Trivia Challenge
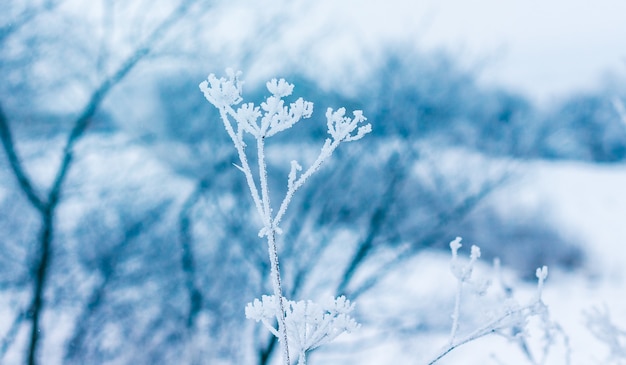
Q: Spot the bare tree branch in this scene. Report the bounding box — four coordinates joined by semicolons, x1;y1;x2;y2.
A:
179;177;211;329
64;204;169;363
0;1;203;363
336;152;406;296
348;179;503;299
0;104;46;211
0;0;64;44
0;308;27;360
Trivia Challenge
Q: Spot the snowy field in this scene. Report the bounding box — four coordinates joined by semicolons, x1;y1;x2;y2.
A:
312;159;626;364
509;161;626;364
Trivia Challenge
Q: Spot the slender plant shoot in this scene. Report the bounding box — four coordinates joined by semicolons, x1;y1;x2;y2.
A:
200;69;369;364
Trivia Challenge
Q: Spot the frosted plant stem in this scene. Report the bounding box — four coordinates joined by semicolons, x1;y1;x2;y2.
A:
274;139;339;228
218;109;265;220
257;135;290;365
201;72;369;364
257;136;273;228
426;300;545;365
298;349;307;365
266;230;290;365
449;281;463;345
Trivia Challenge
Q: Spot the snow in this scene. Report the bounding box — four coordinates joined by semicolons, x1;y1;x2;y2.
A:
307;157;626;364
507;160;626;363
457;159;626;363
512;161;626;280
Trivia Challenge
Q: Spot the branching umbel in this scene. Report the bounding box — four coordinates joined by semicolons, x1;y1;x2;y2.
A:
246;295;360;365
199;69;370;364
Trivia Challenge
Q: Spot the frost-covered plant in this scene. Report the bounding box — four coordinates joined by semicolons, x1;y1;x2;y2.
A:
427;237;561;365
585;305;626;363
199;69;370;364
246;295;359;364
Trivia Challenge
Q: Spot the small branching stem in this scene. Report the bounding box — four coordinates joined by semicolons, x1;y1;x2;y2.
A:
257;134;291;365
448;281;463;345
274;139;335;227
427;301;543;365
219;108;265;219
201;72;369;365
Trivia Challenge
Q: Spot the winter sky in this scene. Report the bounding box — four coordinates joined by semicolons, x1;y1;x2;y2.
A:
267;0;626;105
411;0;626;104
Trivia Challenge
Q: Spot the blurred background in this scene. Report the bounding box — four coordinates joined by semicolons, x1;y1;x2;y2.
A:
1;0;626;364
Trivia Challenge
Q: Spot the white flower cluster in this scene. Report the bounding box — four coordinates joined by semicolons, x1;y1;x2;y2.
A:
246;295;359;363
325;107;371;143
199;69;314;139
199;68;243;108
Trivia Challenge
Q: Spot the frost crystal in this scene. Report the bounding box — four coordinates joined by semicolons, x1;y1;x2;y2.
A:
326;108;371;143
198;68;243;108
267;78;295;97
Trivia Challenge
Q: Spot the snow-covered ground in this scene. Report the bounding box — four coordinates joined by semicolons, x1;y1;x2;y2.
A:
507;160;626;364
311;158;626;364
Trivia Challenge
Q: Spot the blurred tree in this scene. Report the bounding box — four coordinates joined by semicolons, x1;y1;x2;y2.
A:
0;1;210;363
542;93;626;162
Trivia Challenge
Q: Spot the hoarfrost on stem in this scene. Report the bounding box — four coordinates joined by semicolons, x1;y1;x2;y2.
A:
200;70;369;365
426;237;562;365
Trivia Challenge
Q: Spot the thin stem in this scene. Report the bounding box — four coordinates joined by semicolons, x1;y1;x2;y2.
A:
426;301;543;365
257;136;273;228
298;349;307;365
274;139;339;227
0;104;46;212
448;281;463;345
219;108;265;220
0;307;26;360
266;231;290;365
256;135;290;364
